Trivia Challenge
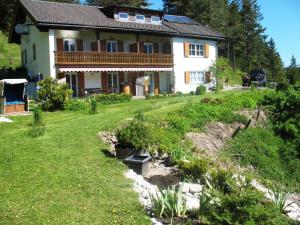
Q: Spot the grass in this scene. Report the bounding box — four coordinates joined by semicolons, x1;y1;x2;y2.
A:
0;90;250;224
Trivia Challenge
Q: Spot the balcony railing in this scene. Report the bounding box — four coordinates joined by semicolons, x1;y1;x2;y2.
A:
55;51;173;67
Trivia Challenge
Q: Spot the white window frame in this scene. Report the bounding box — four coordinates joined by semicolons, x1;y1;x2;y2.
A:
190;71;205;84
106;40;118;53
189;43;204;57
151;16;161;24
119;12;129;21
144;42;153;54
135;14;145;22
66;73;78;98
64;38;77;52
107;72;119;93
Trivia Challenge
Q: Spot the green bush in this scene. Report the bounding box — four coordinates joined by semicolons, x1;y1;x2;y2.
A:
30;107;46;137
206;188;292;225
95;93;132;105
36;78;72;111
64;99;87;111
116;118;155;152
167;114;190;135
88;96;98;114
195;85;206;95
178;158;209;183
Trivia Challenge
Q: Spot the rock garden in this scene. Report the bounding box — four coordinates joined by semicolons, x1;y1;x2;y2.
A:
99;88;300;224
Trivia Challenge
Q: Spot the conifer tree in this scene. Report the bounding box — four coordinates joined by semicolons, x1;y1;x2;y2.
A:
265;38;285;82
286;56;300;84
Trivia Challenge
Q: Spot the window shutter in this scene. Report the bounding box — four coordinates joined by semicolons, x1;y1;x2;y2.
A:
205;72;211;83
118;41;124;52
139;42;144;53
129;43;137;52
91;41;98;51
101;72;108;93
204;43;209;58
100;40;106;52
77;72;85;97
56;38;63;51
153;42;159;53
185;71;190;84
184;42;189;57
154;72;159;94
76;39;83;51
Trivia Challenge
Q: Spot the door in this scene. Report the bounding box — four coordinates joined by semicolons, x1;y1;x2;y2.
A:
108;72;119;93
64;39;76;52
135;76;145;96
66;73;78;97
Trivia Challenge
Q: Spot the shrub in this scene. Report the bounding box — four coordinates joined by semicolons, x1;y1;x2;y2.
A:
30;106;46;137
64;99;87;111
88;96;98;114
94;93;132;105
195;85;206;95
116;118;155;153
150;186;187;221
190;91;195;95
36;78;72;111
178;158;209;183
167;114;190;135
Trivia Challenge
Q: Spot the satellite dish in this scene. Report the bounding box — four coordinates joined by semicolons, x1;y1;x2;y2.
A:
15;24;29;35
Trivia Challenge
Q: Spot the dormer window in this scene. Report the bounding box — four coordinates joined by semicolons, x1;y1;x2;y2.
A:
151;16;161;24
135;14;145;22
119;12;129;21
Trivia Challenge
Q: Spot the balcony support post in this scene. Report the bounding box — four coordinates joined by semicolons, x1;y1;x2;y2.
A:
136;34;140;53
96;31;101;52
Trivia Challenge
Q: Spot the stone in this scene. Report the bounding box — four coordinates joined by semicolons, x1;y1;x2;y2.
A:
179;182;190;193
186;196;200;210
189;183;202;194
151;218;157;224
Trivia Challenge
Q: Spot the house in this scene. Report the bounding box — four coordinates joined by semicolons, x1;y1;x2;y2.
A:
9;0;225;97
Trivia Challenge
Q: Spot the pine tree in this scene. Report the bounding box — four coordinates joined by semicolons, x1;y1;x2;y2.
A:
240;0;266;71
265;38;285;82
286;56;300;84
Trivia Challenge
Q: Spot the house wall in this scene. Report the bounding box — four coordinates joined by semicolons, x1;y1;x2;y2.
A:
21;17;51;78
172;37;217;93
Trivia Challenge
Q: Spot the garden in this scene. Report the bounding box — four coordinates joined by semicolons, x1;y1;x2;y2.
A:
1;76;299;224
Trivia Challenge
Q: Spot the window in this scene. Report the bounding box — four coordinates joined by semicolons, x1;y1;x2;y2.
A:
189;43;204;57
190;71;205;84
64;39;76;52
144;42;153;54
151;16;161;24
106;41;118;53
32;44;36;60
119;12;129;21
135;14;145;22
108;72;119;93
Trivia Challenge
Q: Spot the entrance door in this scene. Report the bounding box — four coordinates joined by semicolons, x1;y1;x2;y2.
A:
66;73;78;97
135;76;145;96
108;72;119;93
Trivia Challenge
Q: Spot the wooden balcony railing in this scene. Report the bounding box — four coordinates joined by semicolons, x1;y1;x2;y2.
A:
55;51;173;67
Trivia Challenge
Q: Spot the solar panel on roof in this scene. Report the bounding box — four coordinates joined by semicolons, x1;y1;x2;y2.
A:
164;15;197;24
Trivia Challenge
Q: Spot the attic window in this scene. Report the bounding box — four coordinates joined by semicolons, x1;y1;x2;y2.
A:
119;12;129;21
151;16;160;24
135;14;145;22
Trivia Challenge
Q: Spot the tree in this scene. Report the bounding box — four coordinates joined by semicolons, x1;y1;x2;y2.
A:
240;0;267;71
286;56;300;84
265;38;285;82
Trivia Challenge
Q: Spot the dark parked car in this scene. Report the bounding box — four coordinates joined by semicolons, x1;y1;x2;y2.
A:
242;69;267;87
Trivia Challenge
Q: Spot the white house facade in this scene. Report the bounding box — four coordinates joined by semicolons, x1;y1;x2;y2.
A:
10;0;225;97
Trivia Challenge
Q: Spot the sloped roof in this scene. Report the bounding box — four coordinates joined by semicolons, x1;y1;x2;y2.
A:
16;0;225;39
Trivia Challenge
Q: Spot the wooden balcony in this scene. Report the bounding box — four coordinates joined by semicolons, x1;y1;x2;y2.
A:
55;51;173;67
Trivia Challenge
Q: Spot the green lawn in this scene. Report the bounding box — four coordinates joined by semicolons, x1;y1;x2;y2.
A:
0;91;245;225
